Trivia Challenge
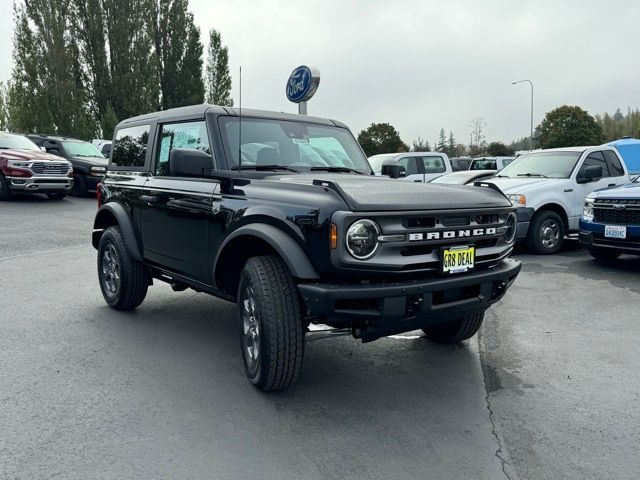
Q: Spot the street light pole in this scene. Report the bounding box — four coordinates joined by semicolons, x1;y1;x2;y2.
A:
512;79;533;151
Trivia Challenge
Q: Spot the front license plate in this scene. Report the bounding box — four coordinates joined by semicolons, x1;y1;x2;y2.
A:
442;246;475;274
604;225;626;239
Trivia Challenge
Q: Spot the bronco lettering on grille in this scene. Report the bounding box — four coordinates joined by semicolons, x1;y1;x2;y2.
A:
409;227;497;241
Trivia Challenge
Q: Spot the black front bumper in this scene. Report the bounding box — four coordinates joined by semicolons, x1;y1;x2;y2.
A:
298;258;521;342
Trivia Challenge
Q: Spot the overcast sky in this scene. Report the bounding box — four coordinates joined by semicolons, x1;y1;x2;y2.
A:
1;0;638;145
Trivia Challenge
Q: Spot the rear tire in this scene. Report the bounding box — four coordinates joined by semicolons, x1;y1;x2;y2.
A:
97;226;148;310
237;255;304;392
526;210;565;254
71;174;88;197
422;311;485;343
588;247;621;262
0;174;12;200
46;193;66;200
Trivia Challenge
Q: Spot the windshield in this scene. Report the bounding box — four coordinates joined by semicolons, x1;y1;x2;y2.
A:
62;141;105;158
470;158;497;170
497;151;582;178
368;154;398;174
0;133;41;151
219;117;372;173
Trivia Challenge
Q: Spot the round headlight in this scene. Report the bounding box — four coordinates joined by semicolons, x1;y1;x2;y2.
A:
346;219;380;260
504;212;517;243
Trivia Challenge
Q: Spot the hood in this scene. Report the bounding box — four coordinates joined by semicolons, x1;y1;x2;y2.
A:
0;149;67;162
488;177;563;194
69;156;108;167
592;181;640;200
268;173;512;211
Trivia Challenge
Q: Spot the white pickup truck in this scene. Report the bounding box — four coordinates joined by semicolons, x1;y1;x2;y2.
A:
488;146;630;253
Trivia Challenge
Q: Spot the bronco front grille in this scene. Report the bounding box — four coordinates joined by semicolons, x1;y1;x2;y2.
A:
30;162;69;175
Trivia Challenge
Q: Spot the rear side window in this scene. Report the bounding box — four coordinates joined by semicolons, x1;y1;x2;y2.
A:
418;156;446;174
583;151;610;177
112;125;150;168
603;150;625;177
155;121;210;176
397;157;419;175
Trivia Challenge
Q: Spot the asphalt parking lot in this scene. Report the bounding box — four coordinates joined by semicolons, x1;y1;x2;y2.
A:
1;196;639;480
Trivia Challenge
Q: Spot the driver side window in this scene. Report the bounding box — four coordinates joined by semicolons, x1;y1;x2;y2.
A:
582;151;610;177
397;157;419;175
155;121;211;176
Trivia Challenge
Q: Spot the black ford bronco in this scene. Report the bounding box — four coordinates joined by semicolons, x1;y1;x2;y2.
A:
92;104;521;391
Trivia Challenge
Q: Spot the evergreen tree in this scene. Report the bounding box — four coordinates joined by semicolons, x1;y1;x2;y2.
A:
0;81;8;130
205;29;233;106
9;0;96;138
150;0;205;110
447;131;456;156
411;137;430;152
436;128;447;152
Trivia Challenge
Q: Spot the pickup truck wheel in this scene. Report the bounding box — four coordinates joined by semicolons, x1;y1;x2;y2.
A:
97;226;148;310
588;247;621;261
71;174;87;197
46;193;66;200
0;174;12;200
237;255;304;392
526;210;565;254
422;311;485;343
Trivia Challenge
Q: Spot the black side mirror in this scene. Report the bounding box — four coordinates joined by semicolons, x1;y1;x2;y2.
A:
47;147;60;154
169;149;213;177
577;165;603;184
381;164;406;179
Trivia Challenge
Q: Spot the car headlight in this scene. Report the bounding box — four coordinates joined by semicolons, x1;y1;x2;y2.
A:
346;219;380;260
504;212;517;243
583;198;594;221
8;160;31;168
507;194;526;207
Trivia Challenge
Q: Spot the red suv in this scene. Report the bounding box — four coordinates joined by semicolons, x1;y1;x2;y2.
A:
0;133;73;200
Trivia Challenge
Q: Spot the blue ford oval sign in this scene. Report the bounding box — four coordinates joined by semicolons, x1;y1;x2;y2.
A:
286;65;320;103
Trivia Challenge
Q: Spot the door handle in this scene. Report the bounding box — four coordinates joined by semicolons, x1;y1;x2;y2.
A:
608;183;616;187
141;194;158;205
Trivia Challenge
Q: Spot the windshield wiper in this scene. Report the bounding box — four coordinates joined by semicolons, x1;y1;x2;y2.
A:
309;166;364;174
517;173;548;178
494;174;510;178
232;164;300;173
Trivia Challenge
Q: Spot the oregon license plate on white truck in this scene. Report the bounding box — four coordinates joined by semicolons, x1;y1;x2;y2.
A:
604;225;627;239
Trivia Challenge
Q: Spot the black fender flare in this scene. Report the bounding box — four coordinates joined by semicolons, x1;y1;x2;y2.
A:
214;224;320;280
92;202;143;261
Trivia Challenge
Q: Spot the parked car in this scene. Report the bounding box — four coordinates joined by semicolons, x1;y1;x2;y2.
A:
489;146;630;254
604;137;640;175
430;169;496;185
92;104;521;391
450;157;473;171
92;139;112;157
469;156;516;171
27;134;107;196
579;175;640;260
0;132;73;200
368;152;452;182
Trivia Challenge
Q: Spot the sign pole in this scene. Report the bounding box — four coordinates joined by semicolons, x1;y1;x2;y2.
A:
298;102;307;115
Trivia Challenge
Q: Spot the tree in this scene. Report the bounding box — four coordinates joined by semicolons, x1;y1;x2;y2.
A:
150;0;205;110
9;0;97;138
357;123;407;156
0;81;8;130
595;107;640;142
447;131;456;156
436;128;447;152
537;105;603;149
469;117;487;150
411;137;430;152
487;142;513;156
205;28;233;106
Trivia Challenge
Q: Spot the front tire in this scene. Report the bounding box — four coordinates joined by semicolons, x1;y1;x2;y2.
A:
97;226;148;310
0;174;12;200
526;210;565;254
71;174;88;197
46;193;66;200
422;311;485;343
237;255;304;392
588;247;621;261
